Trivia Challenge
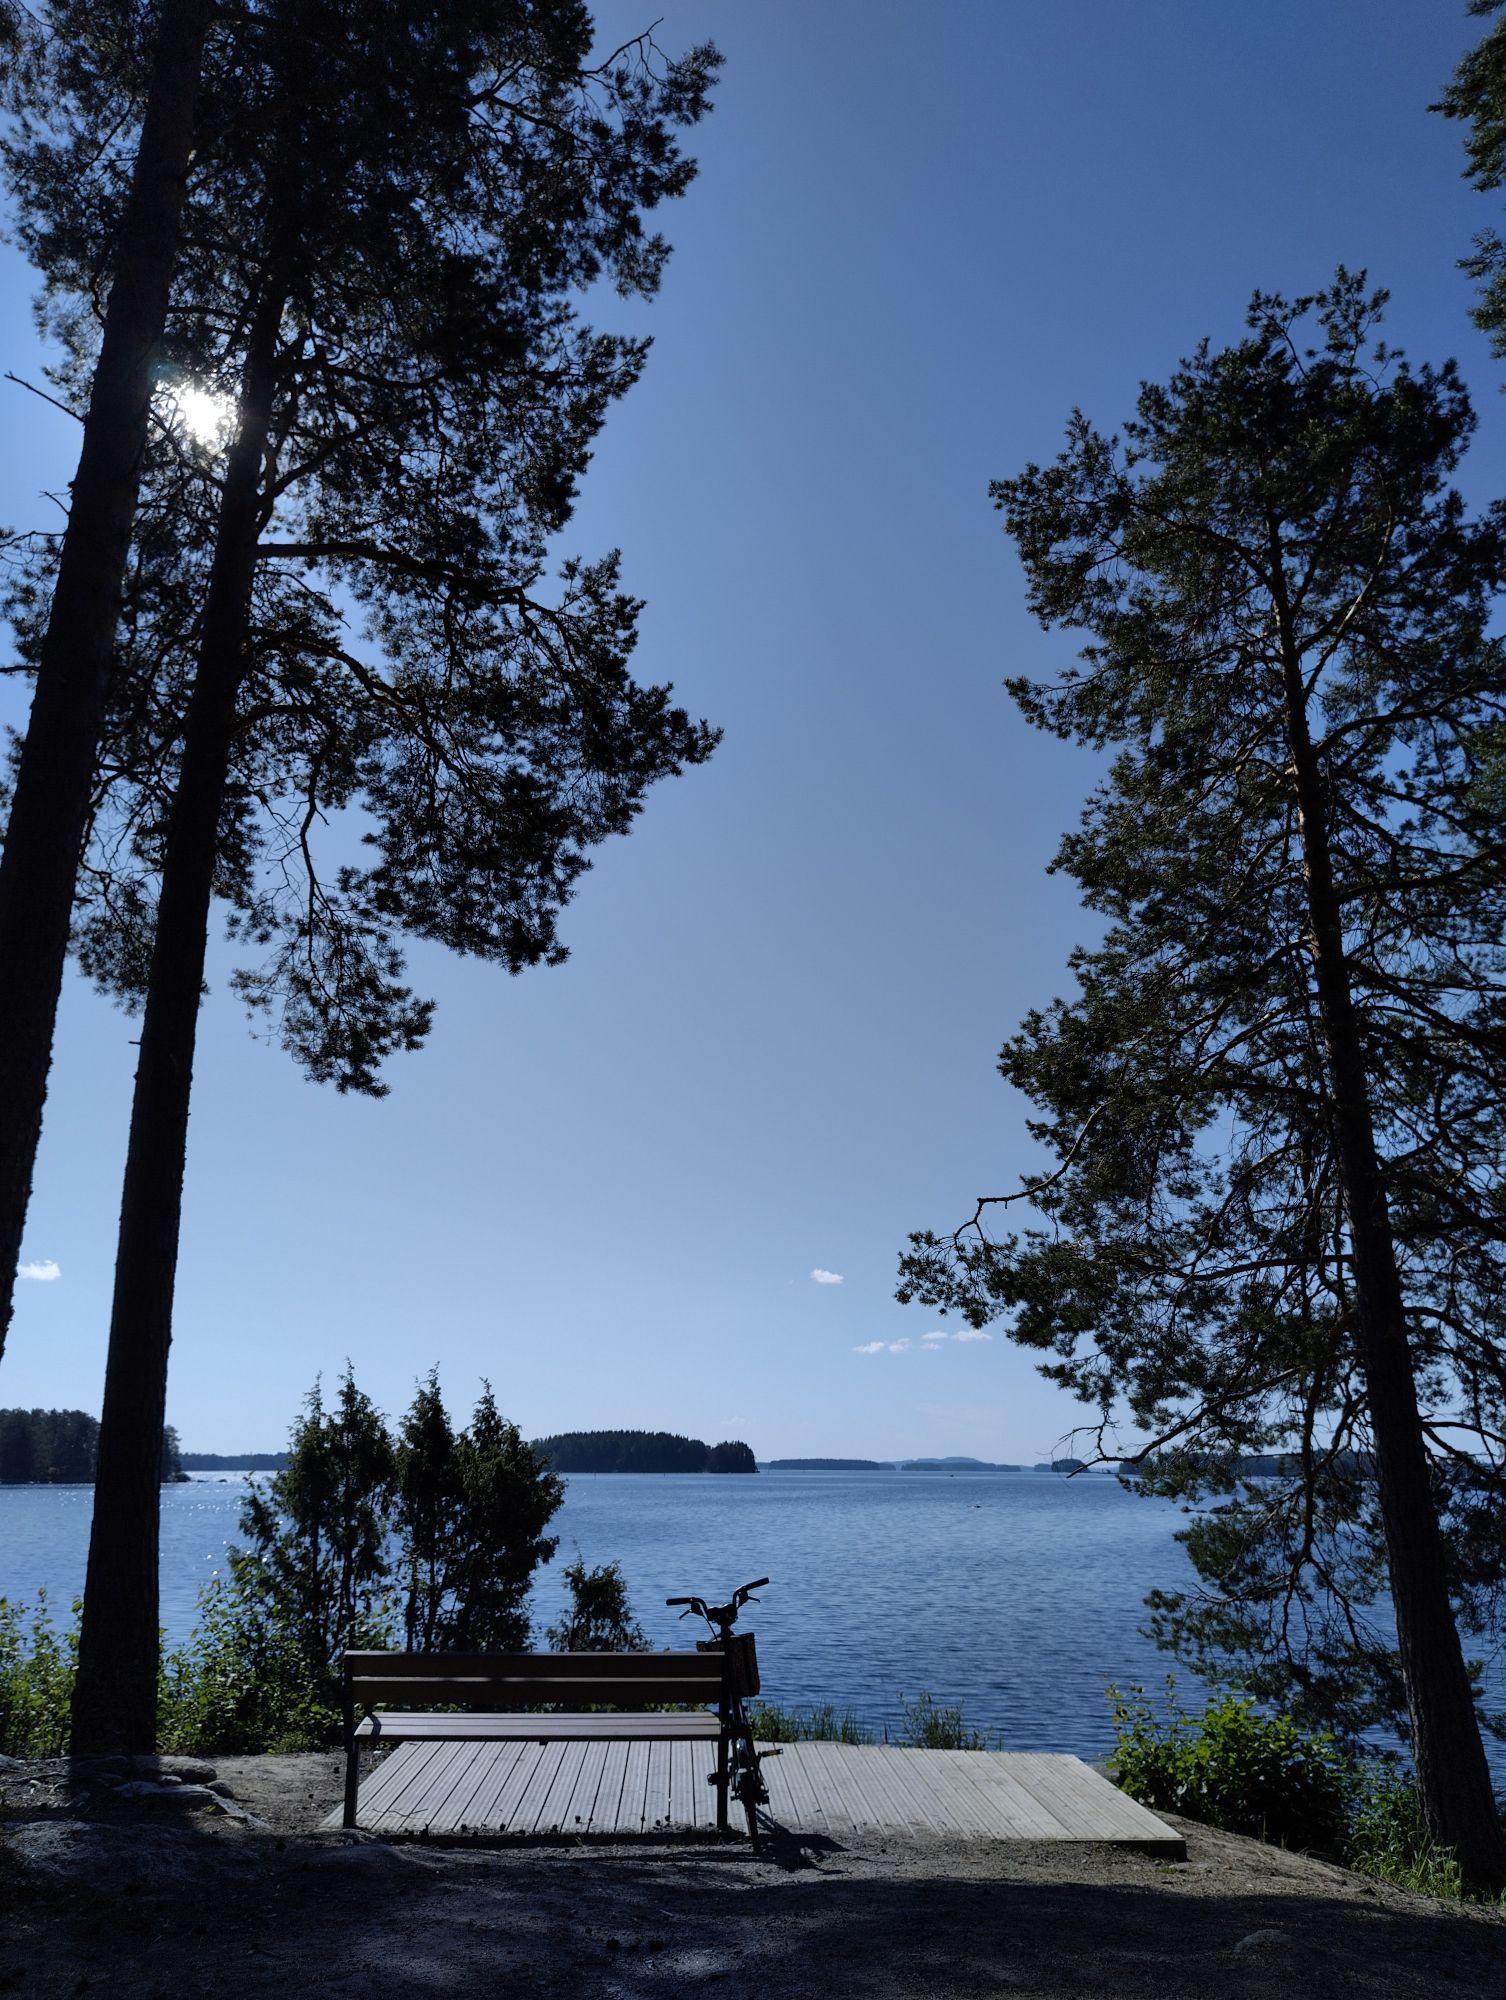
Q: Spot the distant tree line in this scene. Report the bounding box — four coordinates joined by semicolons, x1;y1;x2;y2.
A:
178;1452;288;1472
766;1457;891;1471
533;1430;757;1474
0;1410;182;1483
1122;1451;1376;1484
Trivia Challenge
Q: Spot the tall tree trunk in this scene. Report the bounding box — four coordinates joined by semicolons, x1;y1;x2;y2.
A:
1275;578;1506;1890
0;0;210;1362
69;278;286;1754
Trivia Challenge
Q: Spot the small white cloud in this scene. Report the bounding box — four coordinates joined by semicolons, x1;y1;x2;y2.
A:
18;1259;60;1282
888;1338;911;1353
921;1329;947;1344
955;1329;992;1343
853;1340;886;1354
810;1268;844;1285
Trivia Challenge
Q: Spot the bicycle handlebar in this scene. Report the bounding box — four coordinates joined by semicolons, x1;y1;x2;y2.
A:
664;1577;770;1616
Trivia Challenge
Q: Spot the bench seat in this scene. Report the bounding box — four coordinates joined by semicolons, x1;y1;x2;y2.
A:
355;1709;723;1742
341;1642;761;1834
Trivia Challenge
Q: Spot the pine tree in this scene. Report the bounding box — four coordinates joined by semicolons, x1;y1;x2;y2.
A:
391;1370;572;1657
900;277;1506;1888
42;0;718;1750
546;1559;647;1651
238;1370;397;1684
0;0;212;1360
1437;1;1506;358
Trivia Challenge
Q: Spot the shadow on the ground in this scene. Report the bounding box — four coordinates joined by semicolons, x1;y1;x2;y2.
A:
5;1814;1505;2000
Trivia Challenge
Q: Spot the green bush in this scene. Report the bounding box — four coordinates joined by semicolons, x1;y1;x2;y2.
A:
898;1691;992;1750
157;1554;359;1755
0;1593;76;1757
545;1559;647;1653
748;1700;872;1745
1344;1762;1466;1899
1109;1680;1348;1854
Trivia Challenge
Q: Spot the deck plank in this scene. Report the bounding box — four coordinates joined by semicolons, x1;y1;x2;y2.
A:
795;1742;861;1831
934;1750;1060;1838
348;1743;420;1825
422;1741;493;1830
534;1738;588;1834
329;1739;1182;1853
668;1738;700;1830
643;1741;673;1832
512;1741;570;1834
442;1738;506;1831
863;1746;946;1833
368;1739;468;1832
455;1739;530;1831
618;1737;652;1833
760;1742;828;1836
1004;1754;1179;1846
866;1747;966;1835
563;1736;610;1833
485;1740;548;1833
588;1741;631;1834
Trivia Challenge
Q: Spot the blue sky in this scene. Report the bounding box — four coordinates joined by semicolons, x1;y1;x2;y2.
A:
2;1;1501;1458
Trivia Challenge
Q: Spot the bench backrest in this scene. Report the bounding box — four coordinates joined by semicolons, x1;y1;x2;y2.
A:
343;1641;759;1710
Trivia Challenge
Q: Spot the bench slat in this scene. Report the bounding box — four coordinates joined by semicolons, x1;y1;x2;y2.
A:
346;1650;720;1682
349;1677;722;1707
355;1711;723;1742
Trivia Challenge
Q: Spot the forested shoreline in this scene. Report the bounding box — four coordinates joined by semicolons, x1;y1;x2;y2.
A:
0;1409;183;1483
532;1430;757;1473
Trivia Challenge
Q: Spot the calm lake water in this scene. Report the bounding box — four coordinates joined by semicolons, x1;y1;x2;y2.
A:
5;1465;1488;1769
2;1467;1190;1757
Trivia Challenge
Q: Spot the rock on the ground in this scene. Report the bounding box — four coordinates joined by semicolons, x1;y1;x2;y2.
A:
124;1755;217;1783
1232;1928;1294;1954
112;1781;219;1806
4;1820;257;1889
299;1840;436;1878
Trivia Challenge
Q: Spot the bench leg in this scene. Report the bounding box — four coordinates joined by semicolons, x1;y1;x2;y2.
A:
343;1733;360;1829
715;1728;729;1833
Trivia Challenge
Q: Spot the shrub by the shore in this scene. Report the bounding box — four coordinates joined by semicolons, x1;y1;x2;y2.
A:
1108;1681;1499;1904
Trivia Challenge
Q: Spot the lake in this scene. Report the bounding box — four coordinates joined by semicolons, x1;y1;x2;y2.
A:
0;1466;1190;1756
0;1465;1474;1766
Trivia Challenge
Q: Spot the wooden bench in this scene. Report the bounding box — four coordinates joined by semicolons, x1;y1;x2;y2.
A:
341;1639;761;1834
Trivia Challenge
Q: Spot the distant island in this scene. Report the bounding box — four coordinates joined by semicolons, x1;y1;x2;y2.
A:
0;1408;184;1483
179;1452;289;1472
765;1457;892;1471
531;1429;757;1474
900;1455;1024;1471
1123;1449;1377;1481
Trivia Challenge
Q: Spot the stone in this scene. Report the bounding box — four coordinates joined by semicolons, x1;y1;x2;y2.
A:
1232;1929;1293;1955
302;1840;434;1877
5;1821;257;1890
124;1755;217;1783
112;1781;218;1807
206;1791;269;1827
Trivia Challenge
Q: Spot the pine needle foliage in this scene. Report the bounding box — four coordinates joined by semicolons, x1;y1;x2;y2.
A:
900;274;1506;1884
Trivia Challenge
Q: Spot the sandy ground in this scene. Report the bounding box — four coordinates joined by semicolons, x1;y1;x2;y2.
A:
3;1751;1505;1999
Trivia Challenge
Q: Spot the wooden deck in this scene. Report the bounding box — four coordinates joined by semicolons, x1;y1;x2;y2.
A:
331;1738;1184;1854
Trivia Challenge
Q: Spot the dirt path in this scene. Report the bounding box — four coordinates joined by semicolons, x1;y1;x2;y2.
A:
3;1752;1503;1998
